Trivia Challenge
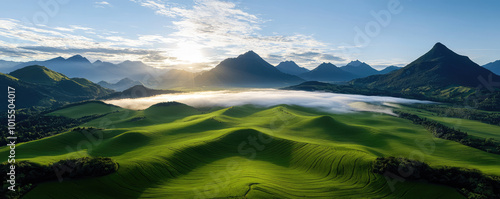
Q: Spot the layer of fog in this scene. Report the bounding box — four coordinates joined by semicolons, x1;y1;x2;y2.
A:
104;89;433;115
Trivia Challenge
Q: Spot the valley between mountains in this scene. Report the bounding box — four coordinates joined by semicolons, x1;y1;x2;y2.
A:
1;43;499;198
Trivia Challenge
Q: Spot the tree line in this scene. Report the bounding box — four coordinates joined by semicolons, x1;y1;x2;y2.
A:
373;157;500;199
0;112;106;145
407;104;500;126
395;111;500;155
1;157;118;199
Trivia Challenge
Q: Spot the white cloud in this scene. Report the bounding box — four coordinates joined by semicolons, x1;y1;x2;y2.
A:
1;1;389;71
131;0;175;16
95;1;112;8
0;18;176;64
53;25;94;32
104;89;432;115
132;0;344;69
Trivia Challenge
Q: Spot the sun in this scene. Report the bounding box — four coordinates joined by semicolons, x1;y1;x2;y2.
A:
173;41;206;63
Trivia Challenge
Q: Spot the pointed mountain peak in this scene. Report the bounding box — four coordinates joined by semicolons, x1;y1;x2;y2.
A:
433;42;446;49
312;62;341;72
278;60;299;66
346;60;365;67
47;56;66;61
67;54;90;63
430;42;450;52
93;60;103;64
424;42;459;59
276;61;309;75
317;62;337;68
243;50;258;56
239;50;262;59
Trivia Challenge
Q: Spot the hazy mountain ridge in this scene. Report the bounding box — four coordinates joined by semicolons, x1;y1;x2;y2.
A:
340;60;380;77
0;60;23;73
299;62;358;82
1;52;406;88
483;60;500;75
379;65;402;74
275;61;310;75
98;78;143;92
9;55;162;83
101;85;181;100
194;51;304;87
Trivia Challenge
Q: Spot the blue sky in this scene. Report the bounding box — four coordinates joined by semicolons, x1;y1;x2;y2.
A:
1;0;499;71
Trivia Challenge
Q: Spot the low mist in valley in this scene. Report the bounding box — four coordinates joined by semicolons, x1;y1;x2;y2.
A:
104;89;432;114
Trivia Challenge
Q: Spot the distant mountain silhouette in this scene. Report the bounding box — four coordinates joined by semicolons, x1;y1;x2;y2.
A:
353;42;500;89
340;60;379;77
275;61;310;75
299;62;358;82
66;55;91;63
98;78;143;91
483;60;500;75
379;65;401;74
0;60;22;73
101;85;180;99
15;55;96;80
158;69;197;88
194;51;304;87
12;55;162;82
1;65;113;109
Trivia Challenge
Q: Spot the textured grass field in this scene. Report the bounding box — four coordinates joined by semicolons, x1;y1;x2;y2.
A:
400;105;500;140
1;102;499;198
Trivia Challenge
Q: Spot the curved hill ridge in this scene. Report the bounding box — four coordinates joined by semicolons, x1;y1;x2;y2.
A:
0;65;113;109
2;102;497;198
9;65;69;85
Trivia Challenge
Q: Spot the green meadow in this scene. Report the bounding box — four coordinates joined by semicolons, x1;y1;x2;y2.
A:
1;101;499;198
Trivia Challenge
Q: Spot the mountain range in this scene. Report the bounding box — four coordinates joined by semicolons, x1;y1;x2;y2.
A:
6;55;163;83
194;51;304;87
287;42;500;111
98;78;143;92
276;59;401;82
352;42;500;89
379;65;401;74
0;60;22;73
299;62;358;82
0;51;405;89
100;85;181;100
0;65;112;109
483;60;500;75
275;61;310;75
340;60;380;77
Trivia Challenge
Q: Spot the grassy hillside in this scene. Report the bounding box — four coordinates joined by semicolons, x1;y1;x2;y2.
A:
9;65;69;85
0;65;114;110
1;102;499;198
47;101;123;119
400;105;500;141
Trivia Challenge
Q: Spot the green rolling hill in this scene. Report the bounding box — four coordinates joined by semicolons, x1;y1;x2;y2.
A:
2;101;499;198
0;65;113;110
